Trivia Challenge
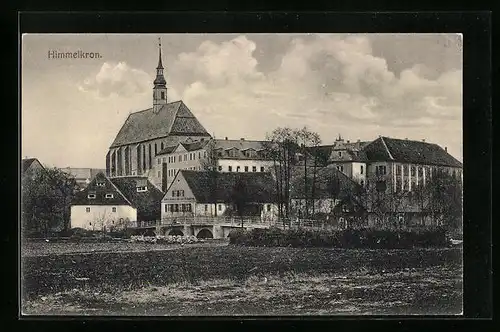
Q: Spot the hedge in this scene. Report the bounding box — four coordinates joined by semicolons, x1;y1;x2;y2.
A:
228;227;450;249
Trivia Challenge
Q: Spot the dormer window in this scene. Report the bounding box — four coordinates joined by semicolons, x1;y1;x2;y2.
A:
137;186;148;192
338;151;342;157
88;194;96;199
105;193;114;199
96;182;105;187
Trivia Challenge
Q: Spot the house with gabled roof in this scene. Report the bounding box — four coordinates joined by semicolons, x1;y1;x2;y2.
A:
70;172;163;231
22;158;44;179
105;41;211;185
161;170;278;222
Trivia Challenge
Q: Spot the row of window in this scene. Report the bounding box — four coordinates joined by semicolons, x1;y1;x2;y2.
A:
88;193;114;199
86;207;116;213
171;190;185;197
162;151;208;165
166;166;202;178
165;204;192;212
227;165;265;172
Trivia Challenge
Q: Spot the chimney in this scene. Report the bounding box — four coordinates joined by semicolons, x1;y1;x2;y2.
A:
346;140;350;143
240;138;245;141
225;137;228;140
445;147;447;152
422;139;425;142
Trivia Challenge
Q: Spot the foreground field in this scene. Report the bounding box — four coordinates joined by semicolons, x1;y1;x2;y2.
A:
21;242;462;316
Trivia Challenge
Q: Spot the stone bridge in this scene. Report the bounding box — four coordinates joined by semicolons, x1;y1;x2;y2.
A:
132;217;274;239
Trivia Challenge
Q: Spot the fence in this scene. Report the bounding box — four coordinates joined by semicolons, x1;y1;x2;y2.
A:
134;216;273;228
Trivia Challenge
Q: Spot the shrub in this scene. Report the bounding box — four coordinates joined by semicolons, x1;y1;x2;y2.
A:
229;227;450;249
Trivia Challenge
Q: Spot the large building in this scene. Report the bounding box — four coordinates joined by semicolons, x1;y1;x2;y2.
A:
105;42;211;184
312;135;462;191
153;138;274;191
71;172;163;231
161;170;278;222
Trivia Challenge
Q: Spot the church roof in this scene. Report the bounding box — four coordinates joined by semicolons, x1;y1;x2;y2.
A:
110;100;210;148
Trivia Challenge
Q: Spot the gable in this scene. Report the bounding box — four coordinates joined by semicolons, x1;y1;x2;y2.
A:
72;172;131;206
162;172;196;201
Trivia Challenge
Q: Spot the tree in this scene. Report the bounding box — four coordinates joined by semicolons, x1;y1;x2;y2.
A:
200;139;220;216
265;128;300;225
22;167;79;236
422;168;463;230
231;177;249;227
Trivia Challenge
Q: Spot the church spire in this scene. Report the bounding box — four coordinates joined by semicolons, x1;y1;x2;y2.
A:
153;37;167;113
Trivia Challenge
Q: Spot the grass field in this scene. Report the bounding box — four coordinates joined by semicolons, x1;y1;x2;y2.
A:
21;241;463;316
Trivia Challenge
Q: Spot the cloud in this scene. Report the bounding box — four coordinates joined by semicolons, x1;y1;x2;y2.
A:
171;35;461;133
79;62;151;98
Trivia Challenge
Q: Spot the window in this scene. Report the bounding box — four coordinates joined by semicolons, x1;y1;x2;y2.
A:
88;194;96;199
236;166;240;172
338;151;342;157
174;204;179;212
376;165;387;175
164;205;168;212
163;157;166;163
198;152;201;159
157;171;161;177
96;182;105;187
396;165;401;175
112;207;116;213
86;207;90;213
360;165;364;175
174;156;176;163
105;193;114;199
252;166;257;172
158;158;161;165
204;151;207;158
172;190;176;197
360;180;364;187
218;166;223;171
267;204;271;212
218;204;222;211
161;91;165;99
137;186;148;192
161;142;164;150
204;204;208;212
184;154;187;161
189;153;192;161
228;166;232;172
244;166;249;172
260;167;265;172
411;166;415;176
418;167;423;177
180;190;185;197
185;204;192;212
336;165;344;172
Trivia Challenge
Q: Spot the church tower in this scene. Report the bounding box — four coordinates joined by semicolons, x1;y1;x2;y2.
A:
153;38;167;113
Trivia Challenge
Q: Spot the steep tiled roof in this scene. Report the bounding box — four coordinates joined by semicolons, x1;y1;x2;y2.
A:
363;137;462;168
72;172;131;206
291;165;362;199
110;177;164;221
176;170;276;203
110;101;210;148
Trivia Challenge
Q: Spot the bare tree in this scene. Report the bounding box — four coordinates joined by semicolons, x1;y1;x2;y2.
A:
200;139;220;216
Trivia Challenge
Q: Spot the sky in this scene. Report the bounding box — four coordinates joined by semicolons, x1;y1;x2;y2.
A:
21;33;463;169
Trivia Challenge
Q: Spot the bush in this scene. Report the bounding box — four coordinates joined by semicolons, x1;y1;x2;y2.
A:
229;227;450;249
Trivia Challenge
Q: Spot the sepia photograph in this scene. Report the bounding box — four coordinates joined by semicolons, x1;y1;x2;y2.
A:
21;33;464;316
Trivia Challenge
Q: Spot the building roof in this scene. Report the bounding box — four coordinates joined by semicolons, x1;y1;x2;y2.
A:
290;165;362;199
110;100;210;148
22;158;39;174
72;172;131;206
72;173;164;221
110;176;164;221
363;136;463;168
174;170;276;203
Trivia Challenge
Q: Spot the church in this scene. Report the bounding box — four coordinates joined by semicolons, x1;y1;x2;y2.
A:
105;41;212;187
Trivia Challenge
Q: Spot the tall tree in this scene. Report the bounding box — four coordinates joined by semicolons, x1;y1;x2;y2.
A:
200;139;220;216
22;167;79;236
231;177;249;228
